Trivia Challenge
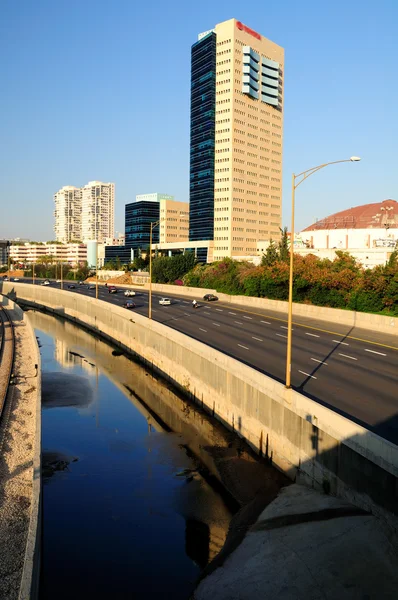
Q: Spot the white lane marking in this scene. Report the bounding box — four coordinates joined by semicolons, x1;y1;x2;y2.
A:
280;326;291;330
183;301;190;304
276;333;287;339
216;308;223;312
199;328;207;333
261;320;271;325
152;309;158;313
365;349;387;357
339;353;357;361
229;312;236;315
204;311;211;315
299;370;317;380
234;321;243;325
184;313;191;316
252;336;263;342
306;333;320;338
311;358;328;365
333;340;349;346
243;316;252;320
238;344;249;350
212;323;220;327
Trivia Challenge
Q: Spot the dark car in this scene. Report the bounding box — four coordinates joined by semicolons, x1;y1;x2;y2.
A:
88;284;95;290
67;284;76;289
78;281;85;285
203;294;218;301
123;301;136;310
108;285;117;294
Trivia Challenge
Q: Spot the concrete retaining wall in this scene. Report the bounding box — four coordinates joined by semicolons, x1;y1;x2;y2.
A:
0;294;42;600
4;282;398;523
18;303;41;600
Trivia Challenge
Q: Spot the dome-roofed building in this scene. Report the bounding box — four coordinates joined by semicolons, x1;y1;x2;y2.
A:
295;199;398;269
300;199;397;248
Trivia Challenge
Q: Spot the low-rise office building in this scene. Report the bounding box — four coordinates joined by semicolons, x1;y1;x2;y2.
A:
159;199;189;243
9;243;87;266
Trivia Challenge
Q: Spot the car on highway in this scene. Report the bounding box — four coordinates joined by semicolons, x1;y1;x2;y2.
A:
13;278;20;281
78;281;85;285
3;276;9;281
88;284;95;290
56;279;61;283
124;290;136;297
123;301;136;310
108;285;117;294
41;279;50;286
203;294;218;302
159;297;171;305
67;284;76;289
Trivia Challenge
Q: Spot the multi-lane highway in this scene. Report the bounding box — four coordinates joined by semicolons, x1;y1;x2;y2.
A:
7;278;398;443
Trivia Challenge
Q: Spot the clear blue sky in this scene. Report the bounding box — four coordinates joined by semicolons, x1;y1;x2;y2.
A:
1;0;397;240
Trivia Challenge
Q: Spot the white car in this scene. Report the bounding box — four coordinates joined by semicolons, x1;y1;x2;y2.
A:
41;280;50;286
56;279;61;283
13;278;19;281
159;297;171;306
124;290;136;297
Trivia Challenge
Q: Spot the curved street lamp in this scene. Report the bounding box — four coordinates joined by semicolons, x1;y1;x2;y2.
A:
149;219;163;319
285;156;361;389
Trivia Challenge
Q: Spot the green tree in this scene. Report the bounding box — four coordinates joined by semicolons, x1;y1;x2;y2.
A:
261;240;278;266
278;227;290;263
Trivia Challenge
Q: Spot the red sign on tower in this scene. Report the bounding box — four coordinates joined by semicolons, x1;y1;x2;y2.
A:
236;21;261;41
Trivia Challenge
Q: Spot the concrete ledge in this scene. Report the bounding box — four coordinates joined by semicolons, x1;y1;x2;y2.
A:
4;283;398;525
0;294;41;600
18;308;41;600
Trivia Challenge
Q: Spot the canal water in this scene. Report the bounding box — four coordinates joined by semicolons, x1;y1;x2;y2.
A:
31;311;234;600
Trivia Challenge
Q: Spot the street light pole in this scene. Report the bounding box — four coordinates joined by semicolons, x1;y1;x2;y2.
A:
285;157;361;389
60;262;63;290
32;262;35;285
286;172;296;388
148;219;161;320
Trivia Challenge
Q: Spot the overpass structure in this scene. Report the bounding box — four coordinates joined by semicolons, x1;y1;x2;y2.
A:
2;281;398;525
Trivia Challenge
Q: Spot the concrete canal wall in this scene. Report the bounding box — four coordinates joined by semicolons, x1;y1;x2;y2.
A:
0;294;41;600
3;282;398;524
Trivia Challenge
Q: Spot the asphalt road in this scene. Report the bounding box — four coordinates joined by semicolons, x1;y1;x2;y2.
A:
8;278;398;444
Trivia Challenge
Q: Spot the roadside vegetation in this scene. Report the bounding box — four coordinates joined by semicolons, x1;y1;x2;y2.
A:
183;249;398;316
23;262;91;281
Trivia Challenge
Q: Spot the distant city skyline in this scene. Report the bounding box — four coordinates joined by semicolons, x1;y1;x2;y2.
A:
1;1;397;240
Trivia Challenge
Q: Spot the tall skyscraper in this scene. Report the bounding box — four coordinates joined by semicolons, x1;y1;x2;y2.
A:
189;19;284;261
53;186;82;243
81;181;115;242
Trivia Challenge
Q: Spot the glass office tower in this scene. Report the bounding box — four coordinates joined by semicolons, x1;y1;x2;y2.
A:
125;201;160;250
189;32;216;242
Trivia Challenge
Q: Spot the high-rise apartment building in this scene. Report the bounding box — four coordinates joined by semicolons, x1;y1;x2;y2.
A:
81;181;115;242
189;18;284;261
53;186;82;243
159;199;189;243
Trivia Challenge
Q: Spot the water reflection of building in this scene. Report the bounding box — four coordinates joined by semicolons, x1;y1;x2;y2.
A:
54;339;95;373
